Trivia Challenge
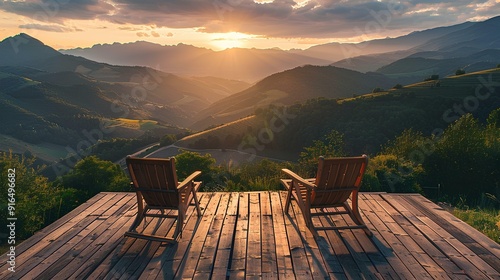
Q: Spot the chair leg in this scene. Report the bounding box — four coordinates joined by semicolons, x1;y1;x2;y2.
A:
303;208;313;229
175;210;184;239
193;190;201;216
284;181;293;213
128;194;145;232
344;200;372;237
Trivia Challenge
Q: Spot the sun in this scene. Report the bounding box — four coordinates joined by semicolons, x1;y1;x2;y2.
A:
210;32;252;50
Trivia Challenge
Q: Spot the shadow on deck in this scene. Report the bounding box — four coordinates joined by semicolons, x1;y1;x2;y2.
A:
1;192;500;279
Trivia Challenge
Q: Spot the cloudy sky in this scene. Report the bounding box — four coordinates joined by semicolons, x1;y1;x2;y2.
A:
0;0;499;50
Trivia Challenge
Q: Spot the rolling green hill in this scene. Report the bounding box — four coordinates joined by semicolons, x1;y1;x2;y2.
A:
179;67;500;159
377;50;500;79
0;34;249;167
190;65;401;130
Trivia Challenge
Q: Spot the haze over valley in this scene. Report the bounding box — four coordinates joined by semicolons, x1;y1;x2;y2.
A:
1;12;500;176
1;2;500;251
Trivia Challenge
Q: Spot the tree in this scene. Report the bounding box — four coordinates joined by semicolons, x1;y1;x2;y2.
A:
423;114;493;201
159;134;177;147
0;151;67;238
366;154;423;193
299;130;346;176
60;156;130;199
424;74;439;81
175;150;217;187
487;108;500;128
382;129;430;162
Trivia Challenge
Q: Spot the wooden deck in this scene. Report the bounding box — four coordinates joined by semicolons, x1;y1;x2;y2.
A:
2;192;500;279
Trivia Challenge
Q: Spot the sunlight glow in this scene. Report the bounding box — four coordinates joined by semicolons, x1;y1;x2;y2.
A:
210;32;253;50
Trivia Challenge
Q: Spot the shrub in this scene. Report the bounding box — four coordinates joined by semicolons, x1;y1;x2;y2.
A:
159;134;177;147
424;74;439;81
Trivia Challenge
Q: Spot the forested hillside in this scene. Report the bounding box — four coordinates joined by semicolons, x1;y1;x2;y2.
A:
182;67;500;158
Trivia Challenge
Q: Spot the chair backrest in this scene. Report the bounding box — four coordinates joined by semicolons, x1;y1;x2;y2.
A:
126;157;180;207
312;155;368;206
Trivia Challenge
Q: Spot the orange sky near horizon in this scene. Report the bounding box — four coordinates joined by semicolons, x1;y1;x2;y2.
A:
0;9;369;51
0;1;499;51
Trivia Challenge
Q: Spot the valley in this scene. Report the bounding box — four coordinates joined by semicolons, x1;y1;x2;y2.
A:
1;16;500;177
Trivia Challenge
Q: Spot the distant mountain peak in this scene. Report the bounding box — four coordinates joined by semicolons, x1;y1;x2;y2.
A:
2;33;47;47
0;33;61;66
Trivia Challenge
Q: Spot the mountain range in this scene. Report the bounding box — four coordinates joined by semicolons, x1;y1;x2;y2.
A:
0;33;249;163
1;15;500;166
60;17;500;82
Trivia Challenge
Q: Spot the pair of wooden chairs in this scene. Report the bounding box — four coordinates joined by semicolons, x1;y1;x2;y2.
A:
124;154;371;243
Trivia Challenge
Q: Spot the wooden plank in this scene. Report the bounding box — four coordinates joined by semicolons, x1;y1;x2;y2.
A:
153;192;216;280
4;191;500;280
367;193;442;279
288;196;332;279
260;192;278;279
371;194;451;279
380;194;468;278
315;207;376;280
383;194;490;279
140;192;211;280
116;208;180;280
1;193;125;280
211;192;240;279
246;192;263;279
353;197;400;279
281;191;313;280
87;193;207;280
328;207;387;279
176;192;223;279
86;206;175;279
57;198;138;279
0;192;108;263
0;192;113;276
406;194;500;268
312;228;344;275
30;193;136;280
270;191;295;279
193;192;231;280
69;196;140;279
358;194;424;279
22;217;104;280
393;195;499;279
228;193;249;279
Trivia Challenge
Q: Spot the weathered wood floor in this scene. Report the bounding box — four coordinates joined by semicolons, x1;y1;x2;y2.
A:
2;192;500;279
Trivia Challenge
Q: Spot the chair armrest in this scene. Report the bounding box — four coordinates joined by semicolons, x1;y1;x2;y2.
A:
178;171;202;190
281;169;316;190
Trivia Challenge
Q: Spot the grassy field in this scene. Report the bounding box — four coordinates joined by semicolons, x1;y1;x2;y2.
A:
453;208;500;244
110;118;159;130
176;115;259;146
0;134;67;162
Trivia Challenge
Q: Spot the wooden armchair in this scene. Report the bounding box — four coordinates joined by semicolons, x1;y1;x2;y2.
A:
125;156;202;243
281;155;372;236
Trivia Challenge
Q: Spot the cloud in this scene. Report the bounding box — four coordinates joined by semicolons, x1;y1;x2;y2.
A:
2;0;500;39
136;32;150;37
0;0;113;22
19;23;81;32
151;31;160;37
104;0;500;39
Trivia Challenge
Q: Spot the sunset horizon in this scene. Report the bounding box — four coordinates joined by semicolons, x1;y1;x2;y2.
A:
1;1;499;51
